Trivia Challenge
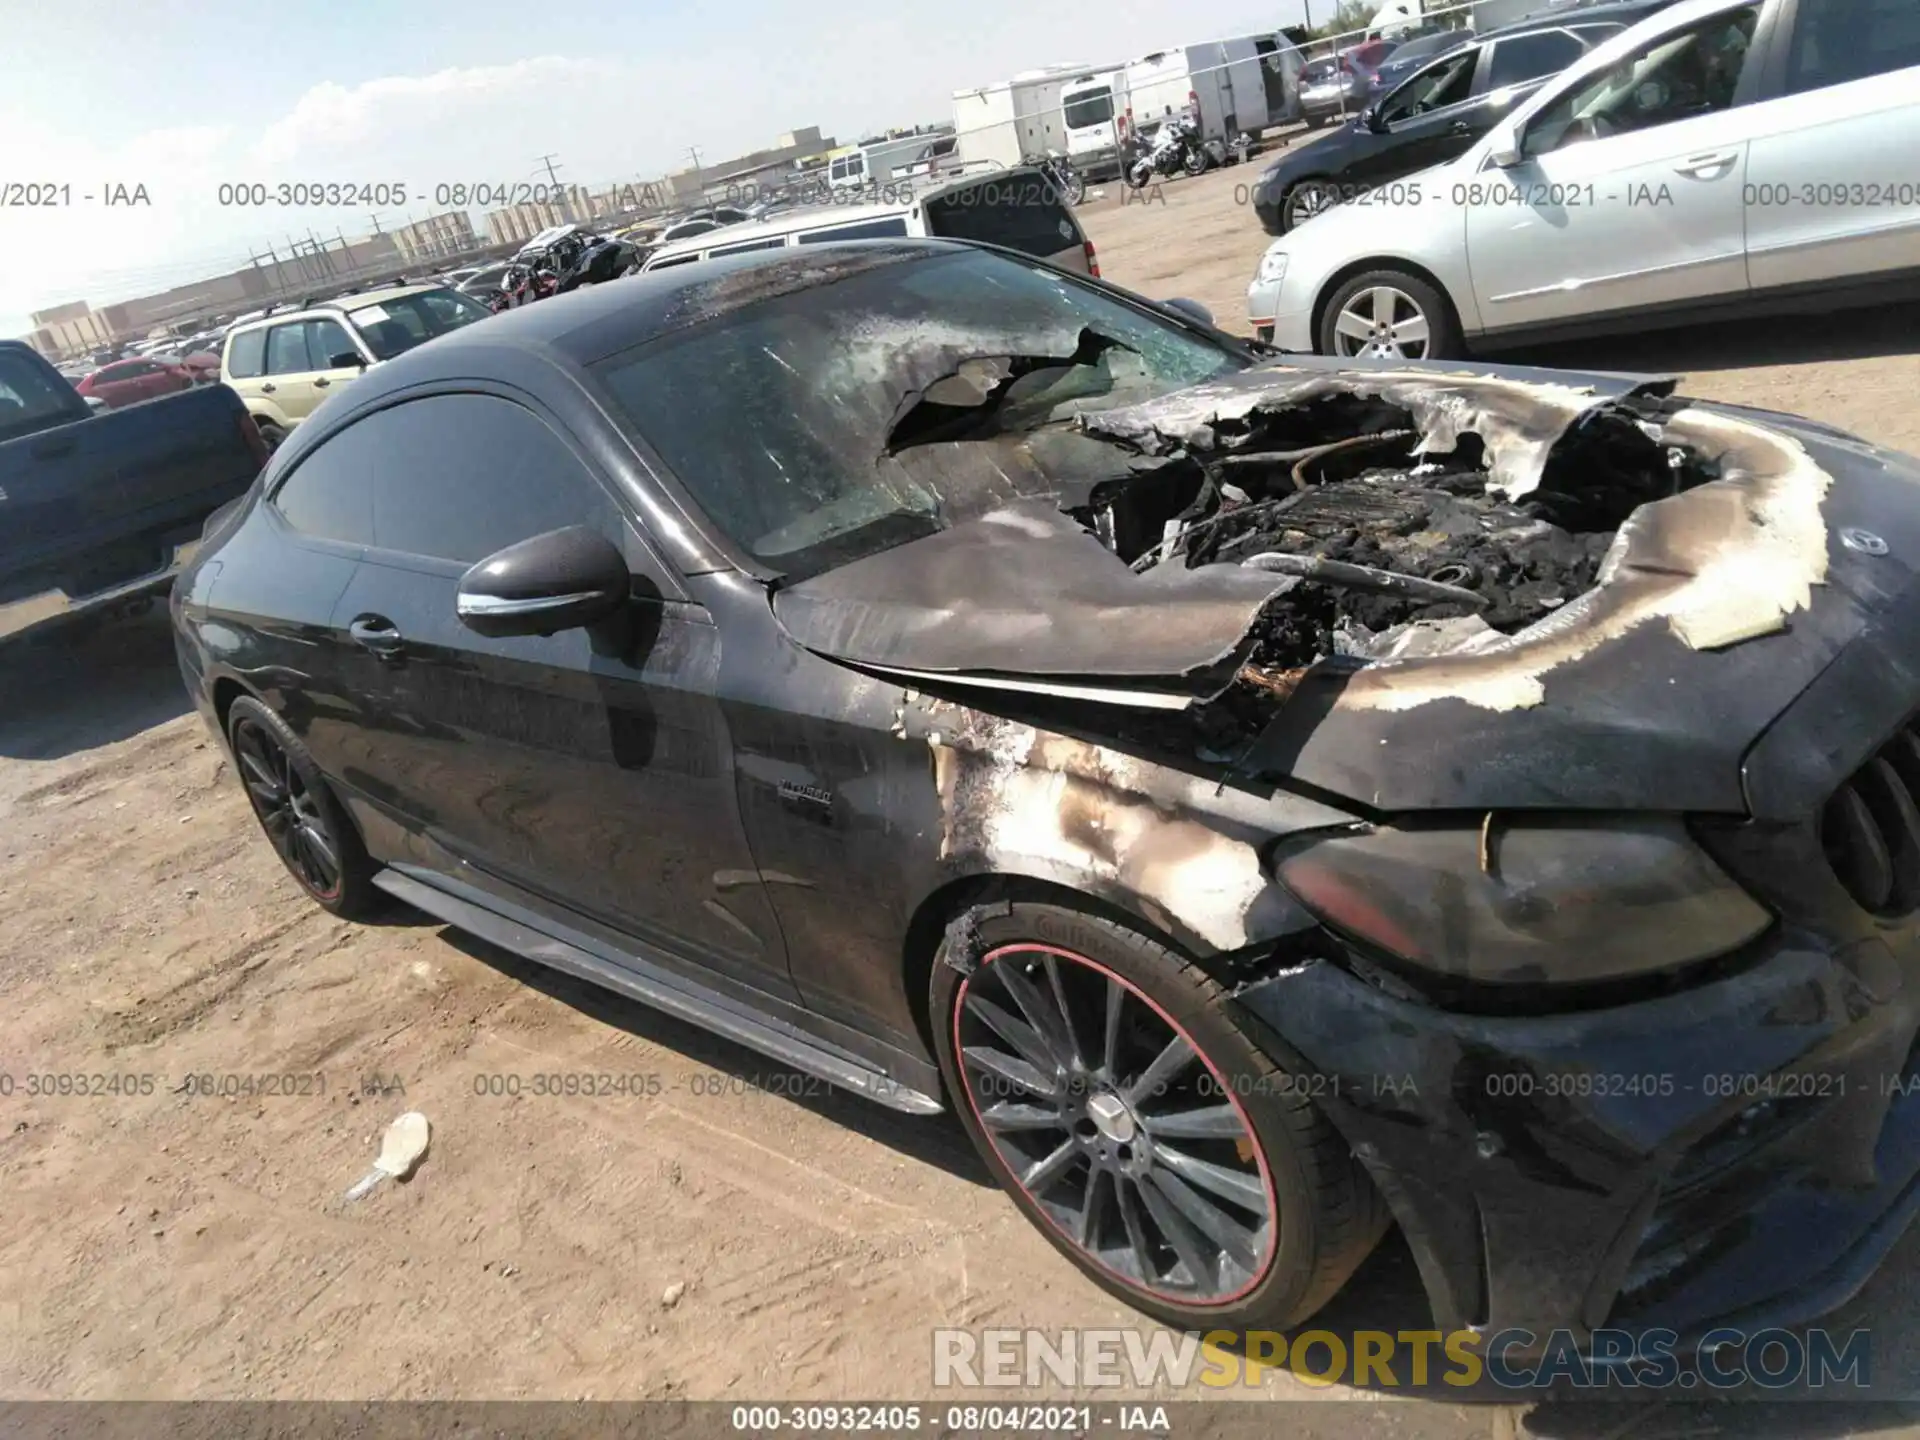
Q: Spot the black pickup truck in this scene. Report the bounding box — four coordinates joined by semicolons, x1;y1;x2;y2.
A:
0;340;266;644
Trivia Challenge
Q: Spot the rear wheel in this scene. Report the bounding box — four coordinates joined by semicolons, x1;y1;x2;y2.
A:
931;900;1387;1330
227;695;378;918
253;419;287;451
1182;147;1210;176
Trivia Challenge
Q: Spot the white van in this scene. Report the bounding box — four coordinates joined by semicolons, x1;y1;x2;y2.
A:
640;168;1098;276
827;136;937;194
1061;70;1127;179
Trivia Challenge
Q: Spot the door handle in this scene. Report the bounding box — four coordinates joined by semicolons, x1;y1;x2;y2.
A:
31;435;76;459
260;382;276;393
1674;151;1738;179
313;377;330;388
1450;120;1473;134
349;615;405;658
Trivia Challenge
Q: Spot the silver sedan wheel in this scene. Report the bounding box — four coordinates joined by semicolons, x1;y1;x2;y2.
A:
1331;284;1431;360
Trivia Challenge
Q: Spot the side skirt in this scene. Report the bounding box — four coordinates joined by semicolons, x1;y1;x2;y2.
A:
372;865;945;1116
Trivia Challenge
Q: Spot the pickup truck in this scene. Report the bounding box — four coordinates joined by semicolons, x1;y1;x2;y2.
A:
0;340;267;644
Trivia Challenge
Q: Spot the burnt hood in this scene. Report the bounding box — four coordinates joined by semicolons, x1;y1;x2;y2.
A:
771;501;1300;706
775;359;1920;816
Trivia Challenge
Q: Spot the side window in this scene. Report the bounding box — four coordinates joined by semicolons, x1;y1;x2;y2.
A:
1484;29;1586;90
1379;49;1479;125
647;252;701;269
227;329;268;379
264;323;312;376
708;237;789;255
270;420;379;546
365;395;614;564
1523;6;1762;156
1787;0;1920;92
796;218;910;243
305;318;357;369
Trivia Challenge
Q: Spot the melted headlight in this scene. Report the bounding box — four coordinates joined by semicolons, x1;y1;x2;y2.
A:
1275;815;1772;987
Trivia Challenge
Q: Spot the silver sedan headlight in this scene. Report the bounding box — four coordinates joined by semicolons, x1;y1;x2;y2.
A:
1255;250;1290;285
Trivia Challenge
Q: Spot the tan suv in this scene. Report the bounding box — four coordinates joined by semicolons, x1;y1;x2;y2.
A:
219;284;492;447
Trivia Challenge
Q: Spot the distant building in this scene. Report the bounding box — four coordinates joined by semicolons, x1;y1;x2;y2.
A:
661;125;838;206
392;210;478;263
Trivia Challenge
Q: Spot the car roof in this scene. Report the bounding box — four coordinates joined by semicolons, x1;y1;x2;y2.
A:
650;202;906;258
1481;0;1665;38
646;165;1053;263
228;282;454;330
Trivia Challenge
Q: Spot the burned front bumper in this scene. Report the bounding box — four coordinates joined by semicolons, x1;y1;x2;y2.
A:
1235;929;1920;1341
1232;532;1920;1343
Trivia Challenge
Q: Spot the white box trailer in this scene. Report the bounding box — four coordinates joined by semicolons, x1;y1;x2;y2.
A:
951;63;1089;171
1122;35;1303;149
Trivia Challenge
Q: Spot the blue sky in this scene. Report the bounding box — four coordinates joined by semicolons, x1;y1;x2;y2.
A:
0;0;1310;337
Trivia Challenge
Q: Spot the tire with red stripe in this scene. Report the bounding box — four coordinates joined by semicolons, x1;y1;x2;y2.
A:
930;899;1387;1331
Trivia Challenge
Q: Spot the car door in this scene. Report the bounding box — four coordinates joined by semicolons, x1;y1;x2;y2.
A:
1743;0;1920;291
1352;46;1490;185
107;361;161;407
1464;2;1764;334
312;390;796;1000
299;317;370;405
259;321;323;421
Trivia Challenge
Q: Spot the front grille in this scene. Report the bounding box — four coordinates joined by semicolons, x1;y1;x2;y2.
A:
1822;723;1920;915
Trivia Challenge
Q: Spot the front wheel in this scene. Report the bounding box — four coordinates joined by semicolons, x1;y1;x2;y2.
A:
1317;268;1463;361
1281;179;1341;232
1059;169;1087;205
931;900;1387;1331
1125;160;1155;190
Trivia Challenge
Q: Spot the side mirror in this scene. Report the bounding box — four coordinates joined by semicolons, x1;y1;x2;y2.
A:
328;351;367;369
1161;297;1215;327
1363;104;1387;133
457;526;630;638
1485;120;1524;168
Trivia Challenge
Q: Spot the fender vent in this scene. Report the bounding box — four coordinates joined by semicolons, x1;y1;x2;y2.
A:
1822;728;1920;915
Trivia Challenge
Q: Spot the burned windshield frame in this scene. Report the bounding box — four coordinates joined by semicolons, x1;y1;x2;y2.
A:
585;245;1256;581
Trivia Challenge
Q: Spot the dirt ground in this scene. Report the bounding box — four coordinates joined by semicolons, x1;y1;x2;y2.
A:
6;145;1920;1434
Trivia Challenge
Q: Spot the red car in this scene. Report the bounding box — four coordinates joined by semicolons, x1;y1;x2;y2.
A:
74;356;197;409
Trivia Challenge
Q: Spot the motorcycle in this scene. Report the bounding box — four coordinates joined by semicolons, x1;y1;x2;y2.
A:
551;232;643;292
487;259;560;312
1023;151;1087;206
1124;114;1210;188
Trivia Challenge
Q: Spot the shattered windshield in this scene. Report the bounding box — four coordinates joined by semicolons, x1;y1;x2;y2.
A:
590;247;1248;575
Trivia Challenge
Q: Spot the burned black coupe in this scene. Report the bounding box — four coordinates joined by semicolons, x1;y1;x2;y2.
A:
174;239;1920;1344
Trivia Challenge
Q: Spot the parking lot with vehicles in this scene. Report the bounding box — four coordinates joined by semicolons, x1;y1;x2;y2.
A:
6;0;1920;1424
6;127;1920;1426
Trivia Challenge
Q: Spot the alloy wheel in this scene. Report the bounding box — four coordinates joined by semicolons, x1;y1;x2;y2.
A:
954;943;1278;1304
232;717;343;900
1331;284;1431;360
1284;182;1339;231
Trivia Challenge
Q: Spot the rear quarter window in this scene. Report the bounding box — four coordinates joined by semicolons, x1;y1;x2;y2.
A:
923;178;1082;260
795;218;910;243
226;328;268;379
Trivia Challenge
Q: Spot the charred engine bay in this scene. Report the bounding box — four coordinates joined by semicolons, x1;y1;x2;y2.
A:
1069;391;1718;764
1091;392;1712;671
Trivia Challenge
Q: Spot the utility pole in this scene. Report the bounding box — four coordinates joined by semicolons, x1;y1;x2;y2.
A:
686;145;704;174
536;153;565;188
